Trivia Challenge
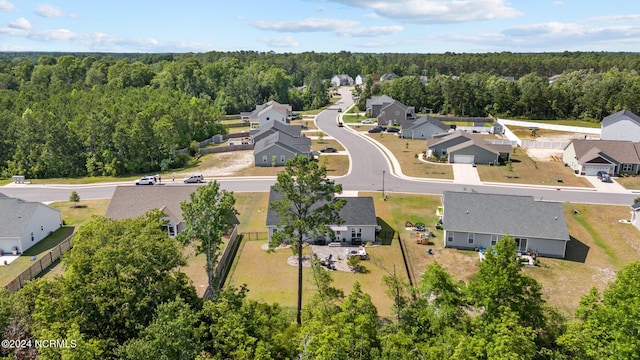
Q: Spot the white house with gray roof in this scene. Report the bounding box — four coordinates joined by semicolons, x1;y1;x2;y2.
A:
266;187;378;245
562;139;640;176
601;109;640;142
240;100;292;129
442;191;570;258
0;197;62;254
330;74;354;87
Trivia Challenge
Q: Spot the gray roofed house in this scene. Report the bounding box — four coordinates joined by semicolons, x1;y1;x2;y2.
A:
562;139;640;176
442;191;570;258
266;187;378;245
0;197;62;254
401;116;449;139
253;130;311;167
106;186;240;237
240;100;292;129
365;95;416;127
330;74;355;87
427;130;512;164
250;120;304;144
380;73;397;82
601;109;640;142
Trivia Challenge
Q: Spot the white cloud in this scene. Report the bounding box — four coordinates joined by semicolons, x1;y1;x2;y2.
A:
9;17;31;30
35;3;75;18
338;25;404;37
253;18;357;32
0;0;15;12
591;14;640;22
328;0;521;24
260;36;299;48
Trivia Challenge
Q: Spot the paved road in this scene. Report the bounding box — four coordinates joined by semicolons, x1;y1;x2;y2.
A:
1;87;637;206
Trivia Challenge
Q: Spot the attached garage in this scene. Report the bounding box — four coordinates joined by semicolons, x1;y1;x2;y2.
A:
453;154;475;164
583;164;614;176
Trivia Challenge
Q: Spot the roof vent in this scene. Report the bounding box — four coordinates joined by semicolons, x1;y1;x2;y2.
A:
466;210;469;214
554;216;558;220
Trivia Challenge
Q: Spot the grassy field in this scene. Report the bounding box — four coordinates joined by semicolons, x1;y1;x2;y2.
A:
476;149;593;187
50;199;111;226
508;126;593;139
367;133;454;179
615;176;640;190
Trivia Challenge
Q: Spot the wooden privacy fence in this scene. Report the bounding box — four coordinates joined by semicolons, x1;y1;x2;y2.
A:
202;225;242;300
5;233;75;293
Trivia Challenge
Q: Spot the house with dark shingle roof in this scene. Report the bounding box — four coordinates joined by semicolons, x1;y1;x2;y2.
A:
106;186;239;237
265;187;378;245
601;109;640;142
401;115;449;139
250;120;304;144
253;131;311;167
0;197;62;254
365;95;416;127
426;130;512;164
562;139;640;176
442;191;570;258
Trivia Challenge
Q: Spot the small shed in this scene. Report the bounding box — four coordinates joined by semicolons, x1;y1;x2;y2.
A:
212;134;224;144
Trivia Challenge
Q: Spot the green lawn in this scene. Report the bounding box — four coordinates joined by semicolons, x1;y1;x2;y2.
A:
519;119;601;128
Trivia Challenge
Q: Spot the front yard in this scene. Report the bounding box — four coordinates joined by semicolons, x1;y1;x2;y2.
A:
476;148;593;187
615;176;640;190
366;133;454;180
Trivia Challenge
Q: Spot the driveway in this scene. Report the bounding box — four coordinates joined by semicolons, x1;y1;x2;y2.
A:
452;163;482;185
583;175;629;193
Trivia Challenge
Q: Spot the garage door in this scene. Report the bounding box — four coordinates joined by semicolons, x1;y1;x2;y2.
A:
584;165;613;176
453;154;475;164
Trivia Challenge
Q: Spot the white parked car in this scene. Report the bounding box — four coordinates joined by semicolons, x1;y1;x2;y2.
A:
361;119;374;124
135;176;156;185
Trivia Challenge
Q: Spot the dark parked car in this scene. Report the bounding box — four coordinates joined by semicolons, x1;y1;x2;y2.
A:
368;126;383;133
337;121;344;127
386;127;400;133
601;173;612;183
596;171;608;180
320;147;338;153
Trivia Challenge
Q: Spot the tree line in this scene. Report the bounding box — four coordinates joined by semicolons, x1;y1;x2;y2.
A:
1;51;639;178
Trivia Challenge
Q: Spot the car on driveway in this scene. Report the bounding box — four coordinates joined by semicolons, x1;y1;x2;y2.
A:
368;126;383;133
135;176;156;185
361;119;374;124
386;127;400;133
596;171;608;180
601;173;613;183
320;147;338;153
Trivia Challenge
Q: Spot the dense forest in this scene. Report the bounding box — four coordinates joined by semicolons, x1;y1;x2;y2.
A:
1;211;638;359
1;51;639;178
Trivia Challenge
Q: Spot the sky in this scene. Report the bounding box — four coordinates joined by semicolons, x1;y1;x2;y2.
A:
0;0;639;54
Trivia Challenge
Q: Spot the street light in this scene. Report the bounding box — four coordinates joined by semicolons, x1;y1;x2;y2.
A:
382;170;386;199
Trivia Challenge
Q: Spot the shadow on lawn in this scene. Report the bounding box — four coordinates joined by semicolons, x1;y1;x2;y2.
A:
376;217;395;246
564;236;589;263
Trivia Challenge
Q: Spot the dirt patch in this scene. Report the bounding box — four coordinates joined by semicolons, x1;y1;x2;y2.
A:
200;151;254;176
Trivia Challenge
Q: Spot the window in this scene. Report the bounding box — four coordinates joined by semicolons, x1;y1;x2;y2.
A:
623;164;633;173
41;226;44;231
262;155;267;163
468;233;475;244
31;232;34;241
515;238;528;252
351;228;362;239
491;235;498;246
447;231;454;242
280;155;286;163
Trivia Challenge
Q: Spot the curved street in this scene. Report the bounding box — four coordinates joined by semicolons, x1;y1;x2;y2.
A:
1;87;637;206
